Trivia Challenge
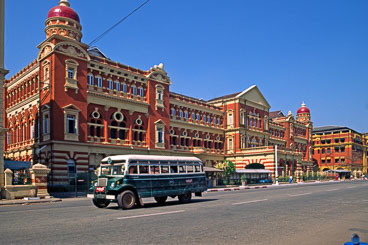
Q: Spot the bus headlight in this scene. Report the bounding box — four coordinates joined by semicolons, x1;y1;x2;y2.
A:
111;182;115;188
94;182;97;187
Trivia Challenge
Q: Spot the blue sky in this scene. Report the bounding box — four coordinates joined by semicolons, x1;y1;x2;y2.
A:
4;0;368;132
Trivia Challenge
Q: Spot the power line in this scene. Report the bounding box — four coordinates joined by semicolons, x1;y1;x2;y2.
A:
88;0;151;46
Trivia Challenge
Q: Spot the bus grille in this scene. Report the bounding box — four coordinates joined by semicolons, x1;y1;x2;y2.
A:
98;178;108;187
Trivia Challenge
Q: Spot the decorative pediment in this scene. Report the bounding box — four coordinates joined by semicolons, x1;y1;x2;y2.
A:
236;85;271;109
154;119;166;125
54;42;90;61
147;63;171;84
62;104;81;112
38;42;55;60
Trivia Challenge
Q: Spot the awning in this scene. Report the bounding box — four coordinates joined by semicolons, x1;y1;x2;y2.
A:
236;169;272;174
4;160;32;170
325;169;351;173
204;166;223;172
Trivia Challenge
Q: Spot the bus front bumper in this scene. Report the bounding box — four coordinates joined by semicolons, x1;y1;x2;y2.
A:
87;194;116;200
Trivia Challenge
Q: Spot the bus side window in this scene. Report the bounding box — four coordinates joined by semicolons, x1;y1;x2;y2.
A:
129;165;138;174
179;165;186;173
161;165;169;174
150;165;160;174
187;164;194;173
139;165;149;174
195;165;201;173
170;165;178;173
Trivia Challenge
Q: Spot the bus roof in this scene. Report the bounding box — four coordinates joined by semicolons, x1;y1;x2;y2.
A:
101;154;202;163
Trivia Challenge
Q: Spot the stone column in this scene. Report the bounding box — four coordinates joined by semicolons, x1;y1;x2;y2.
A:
4;168;13;186
0;0;9;199
30;163;51;198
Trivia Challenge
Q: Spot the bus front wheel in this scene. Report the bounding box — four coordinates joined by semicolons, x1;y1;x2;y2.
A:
118;190;136;209
154;196;168;205
92;198;110;208
178;192;192;203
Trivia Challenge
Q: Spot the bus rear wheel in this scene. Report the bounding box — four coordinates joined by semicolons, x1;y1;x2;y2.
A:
154;196;168;205
178;192;192;203
92;198;110;208
118;190;136;209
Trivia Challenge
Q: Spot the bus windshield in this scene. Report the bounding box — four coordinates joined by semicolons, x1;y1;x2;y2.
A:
99;163;125;176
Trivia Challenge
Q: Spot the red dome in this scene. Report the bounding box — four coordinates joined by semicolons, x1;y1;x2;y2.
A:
47;5;80;23
297;103;310;114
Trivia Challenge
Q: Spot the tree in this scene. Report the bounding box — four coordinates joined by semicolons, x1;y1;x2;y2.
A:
215;160;235;181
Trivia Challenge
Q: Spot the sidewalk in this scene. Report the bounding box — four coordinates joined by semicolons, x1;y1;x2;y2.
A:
0;197;62;206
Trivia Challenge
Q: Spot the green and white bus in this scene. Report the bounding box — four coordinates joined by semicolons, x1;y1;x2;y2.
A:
87;155;207;209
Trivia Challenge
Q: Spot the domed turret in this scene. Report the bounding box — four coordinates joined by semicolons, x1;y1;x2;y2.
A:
47;0;80;23
44;0;82;42
296;102;311;123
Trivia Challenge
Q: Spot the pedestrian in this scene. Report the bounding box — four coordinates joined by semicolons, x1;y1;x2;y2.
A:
289;175;292;184
335;175;338;181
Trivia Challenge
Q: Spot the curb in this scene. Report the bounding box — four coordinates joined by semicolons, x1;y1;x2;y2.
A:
207;185;269;192
0;198;62;206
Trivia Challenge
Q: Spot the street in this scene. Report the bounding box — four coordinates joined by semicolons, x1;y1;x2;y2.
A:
1;181;367;245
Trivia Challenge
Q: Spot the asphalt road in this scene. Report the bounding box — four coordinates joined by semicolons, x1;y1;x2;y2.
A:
1;181;367;245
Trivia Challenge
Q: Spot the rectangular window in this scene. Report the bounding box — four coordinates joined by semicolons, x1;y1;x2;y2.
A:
185;112;188;119
68;68;75;79
341;158;345;163
139;165;149;174
327;159;331;163
322;148;325;154
228;114;233;126
340;138;345;143
122;84;127;93
157;128;163;143
157;90;163;100
43;114;49;134
132;86;137;95
161;165;169;174
88;74;94;85
108;80;113;89
321;140;325;144
7;132;11;144
97;77;102;87
30;125;34;139
67;115;76;134
327;148;330;153
139;87;144;97
340;147;345;153
115;81;120;91
322;159;325;163
335;138;339;143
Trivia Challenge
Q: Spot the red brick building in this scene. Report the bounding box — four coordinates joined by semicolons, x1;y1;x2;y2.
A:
312;126;368;176
4;0;314;185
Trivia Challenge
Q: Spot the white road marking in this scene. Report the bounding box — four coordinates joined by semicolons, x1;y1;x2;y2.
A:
347;186;356;189
326;189;339;192
289;192;311;197
232;199;268;205
117;210;185;220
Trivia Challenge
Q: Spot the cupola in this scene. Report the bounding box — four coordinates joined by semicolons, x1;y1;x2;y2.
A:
45;0;82;42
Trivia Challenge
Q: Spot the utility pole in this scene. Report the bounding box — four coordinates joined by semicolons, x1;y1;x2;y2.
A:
0;0;9;198
275;145;279;185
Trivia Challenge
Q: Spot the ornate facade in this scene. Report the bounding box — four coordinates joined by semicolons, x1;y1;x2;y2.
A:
4;0;314;186
312;126;368;175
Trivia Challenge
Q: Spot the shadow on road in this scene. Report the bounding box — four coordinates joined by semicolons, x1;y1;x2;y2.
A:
103;198;218;211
